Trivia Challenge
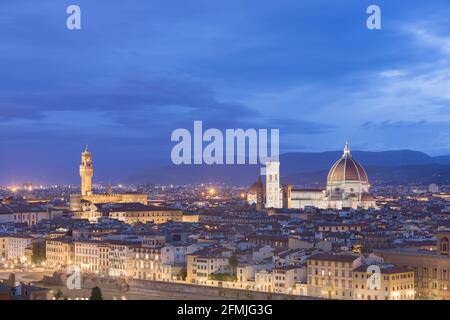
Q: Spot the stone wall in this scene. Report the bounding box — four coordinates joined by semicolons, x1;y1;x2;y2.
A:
41;272;128;291
128;279;318;300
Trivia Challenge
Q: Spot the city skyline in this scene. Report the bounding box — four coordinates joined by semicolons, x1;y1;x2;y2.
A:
2;1;450;184
3;1;450;303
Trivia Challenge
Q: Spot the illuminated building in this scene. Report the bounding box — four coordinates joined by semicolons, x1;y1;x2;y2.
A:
376;230;450;300
76;202;183;224
353;264;415;300
307;254;360;300
0;204;63;226
45;238;75;268
70;147;148;211
0;235;8;259
265;161;282;209
247;175;265;211
80;145;93;196
186;253;232;284
287;143;377;210
6;235;33;262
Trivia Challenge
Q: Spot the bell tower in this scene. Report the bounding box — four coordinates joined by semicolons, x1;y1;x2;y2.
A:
80;145;93;196
265;161;282;209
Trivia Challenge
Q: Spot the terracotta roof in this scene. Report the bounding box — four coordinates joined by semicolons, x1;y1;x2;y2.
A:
308;253;359;263
327;144;368;183
353;264;412;274
95;202;177;213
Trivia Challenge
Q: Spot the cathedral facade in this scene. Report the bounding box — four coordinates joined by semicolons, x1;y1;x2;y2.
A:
248;143;377;210
289;143;376;210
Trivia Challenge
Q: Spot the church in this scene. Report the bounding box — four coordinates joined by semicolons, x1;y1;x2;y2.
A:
69;146;148;211
248;143;377;210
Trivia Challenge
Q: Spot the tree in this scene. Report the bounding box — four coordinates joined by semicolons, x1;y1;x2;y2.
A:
228;254;238;272
90;286;103;300
54;290;63;300
208;274;237;282
177;268;187;281
31;242;45;264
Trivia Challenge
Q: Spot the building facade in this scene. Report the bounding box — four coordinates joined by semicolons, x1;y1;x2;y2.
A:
376;231;450;300
265;161;282;209
352;264;415;300
46;238;75;268
6;235;33;262
259;143;377;211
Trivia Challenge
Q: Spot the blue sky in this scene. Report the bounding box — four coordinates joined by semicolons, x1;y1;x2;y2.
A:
1;0;450;184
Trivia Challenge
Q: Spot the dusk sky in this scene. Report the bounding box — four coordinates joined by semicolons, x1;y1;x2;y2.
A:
1;0;450;184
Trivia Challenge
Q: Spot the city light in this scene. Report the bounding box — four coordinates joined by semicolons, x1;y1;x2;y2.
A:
0;1;448;304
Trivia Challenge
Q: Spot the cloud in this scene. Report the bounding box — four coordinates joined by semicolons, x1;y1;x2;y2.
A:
2;1;450;183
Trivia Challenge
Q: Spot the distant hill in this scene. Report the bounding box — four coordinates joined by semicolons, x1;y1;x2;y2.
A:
286;164;450;187
126;150;450;186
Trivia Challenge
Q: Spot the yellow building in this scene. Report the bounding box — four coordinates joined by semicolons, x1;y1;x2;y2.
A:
307;254;359;300
353;264;415;300
0;235;8;260
182;214;199;223
45;238;75;268
6;235;33;262
83;202;183;224
74;240;102;273
376;230;450;300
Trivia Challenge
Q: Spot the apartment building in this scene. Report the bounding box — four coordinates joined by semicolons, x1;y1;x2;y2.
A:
307;254;359;300
45;238;75;268
186;253;232;284
0;235;8;259
375;230;450;299
0;205;63;226
353;264;415;300
250;265;305;294
91;203;183;224
6;235;33;262
108;241;137;277
273;266;306;294
74;240;102;273
128;246;163;280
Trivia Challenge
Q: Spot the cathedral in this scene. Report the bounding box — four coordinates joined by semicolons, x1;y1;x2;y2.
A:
248;143;377;210
70;146;148;211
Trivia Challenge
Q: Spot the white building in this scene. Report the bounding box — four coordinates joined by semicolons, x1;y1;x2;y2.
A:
160;244;200;265
289;143;377;210
265;161;282;209
7;235;33;262
429;184;440;193
108;241;136;277
0;205;63;226
74;240;102;273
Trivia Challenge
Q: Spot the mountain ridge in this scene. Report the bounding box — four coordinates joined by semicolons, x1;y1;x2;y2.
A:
126;149;450;186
